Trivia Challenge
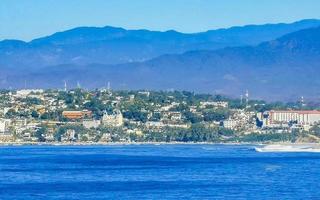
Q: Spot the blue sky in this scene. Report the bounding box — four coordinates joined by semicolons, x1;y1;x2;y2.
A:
1;0;320;41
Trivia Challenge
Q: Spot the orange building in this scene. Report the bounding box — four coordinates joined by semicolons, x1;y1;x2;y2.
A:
62;110;92;120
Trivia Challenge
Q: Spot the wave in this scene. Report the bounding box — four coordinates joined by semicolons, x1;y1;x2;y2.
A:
255;144;320;153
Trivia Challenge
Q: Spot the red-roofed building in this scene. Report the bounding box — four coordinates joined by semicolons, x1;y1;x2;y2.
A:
62;110;92;120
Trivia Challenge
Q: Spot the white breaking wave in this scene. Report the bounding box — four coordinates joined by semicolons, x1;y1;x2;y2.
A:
255;144;320;152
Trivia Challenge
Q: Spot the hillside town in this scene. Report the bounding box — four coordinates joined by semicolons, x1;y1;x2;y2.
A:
1;88;320;143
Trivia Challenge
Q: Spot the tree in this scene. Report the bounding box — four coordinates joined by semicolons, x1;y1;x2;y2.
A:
203;109;229;122
54;127;66;142
34;126;47;142
123;104;148;122
5;109;17;118
24;97;42;106
40;112;50;120
31;110;39;118
184;111;202;123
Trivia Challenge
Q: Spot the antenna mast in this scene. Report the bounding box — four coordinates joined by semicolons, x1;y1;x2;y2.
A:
64;80;67;91
245;89;249;105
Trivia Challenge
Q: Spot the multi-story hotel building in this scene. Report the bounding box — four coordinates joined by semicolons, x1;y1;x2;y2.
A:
268;110;320;125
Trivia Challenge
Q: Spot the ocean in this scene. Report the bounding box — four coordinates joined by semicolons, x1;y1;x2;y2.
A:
0;144;319;199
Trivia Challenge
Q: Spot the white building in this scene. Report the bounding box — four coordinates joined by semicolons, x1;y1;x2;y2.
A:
161;111;182;121
83;120;101;129
15;89;44;98
62;129;77;142
200;101;229;108
102;110;123;127
0;119;11;134
138;91;150;97
145;121;165;128
268;110;320;125
223;120;238;129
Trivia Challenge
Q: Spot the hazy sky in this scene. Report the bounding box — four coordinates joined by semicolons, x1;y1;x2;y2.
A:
1;0;320;41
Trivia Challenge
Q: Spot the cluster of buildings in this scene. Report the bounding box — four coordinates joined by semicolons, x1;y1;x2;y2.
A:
223;109;256;132
0;88;320;142
0;89;126;142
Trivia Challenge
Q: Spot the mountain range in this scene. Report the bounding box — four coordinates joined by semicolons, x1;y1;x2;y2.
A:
1;19;320;100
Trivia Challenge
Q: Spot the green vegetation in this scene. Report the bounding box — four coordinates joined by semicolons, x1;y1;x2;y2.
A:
237;132;297;143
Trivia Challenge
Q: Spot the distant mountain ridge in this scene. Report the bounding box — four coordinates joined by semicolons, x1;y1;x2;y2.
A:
1;19;320;68
1;19;320;100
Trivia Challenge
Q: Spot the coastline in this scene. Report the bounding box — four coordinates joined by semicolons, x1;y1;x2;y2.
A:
0;141;242;146
0;141;319;146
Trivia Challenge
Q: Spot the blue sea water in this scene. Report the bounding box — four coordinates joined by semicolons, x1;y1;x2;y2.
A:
0;144;320;200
